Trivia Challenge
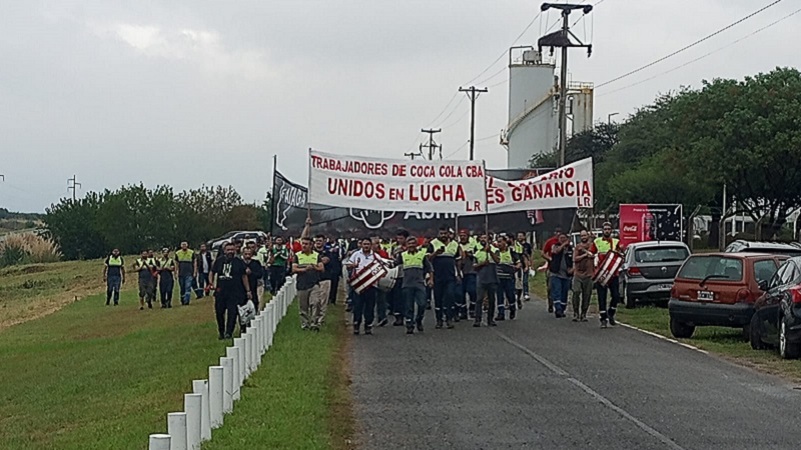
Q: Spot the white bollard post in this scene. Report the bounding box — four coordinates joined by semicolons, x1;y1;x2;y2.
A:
167;412;187;450
184;393;202;450
252;318;262;361
208;366;224;428
149;434;171;450
234;337;246;385
248;331;257;372
264;304;274;347
243;333;252;377
220;356;234;414
226;347;241;401
258;316;266;353
191;380;211;442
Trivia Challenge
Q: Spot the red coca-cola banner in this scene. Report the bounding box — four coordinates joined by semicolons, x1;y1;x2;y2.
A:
618;204;683;248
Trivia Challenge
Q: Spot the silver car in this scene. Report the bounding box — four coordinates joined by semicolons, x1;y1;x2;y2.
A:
620;241;690;308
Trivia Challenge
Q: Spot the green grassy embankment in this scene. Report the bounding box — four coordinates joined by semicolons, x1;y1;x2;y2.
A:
0;259;354;450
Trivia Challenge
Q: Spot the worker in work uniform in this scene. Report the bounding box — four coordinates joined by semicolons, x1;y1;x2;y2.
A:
427;225;464;329
175;241;196;306
157;248;176;308
293;237;325;331
389;229;410;325
103;248;125;306
395;236;432;334
495;236;522;321
515;232;533;307
474;234;499;327
134;250;157;310
590;222;622;328
458;229;479;320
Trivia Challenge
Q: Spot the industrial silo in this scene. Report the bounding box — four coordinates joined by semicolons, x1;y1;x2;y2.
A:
503;48;558;169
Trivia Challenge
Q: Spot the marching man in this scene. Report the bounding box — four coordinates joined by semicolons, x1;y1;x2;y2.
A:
346;238;380;335
395;236;433;334
590;222;622;328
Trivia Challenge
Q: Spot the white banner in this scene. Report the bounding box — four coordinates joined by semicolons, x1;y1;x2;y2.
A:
309;150;487;214
477;157;593;214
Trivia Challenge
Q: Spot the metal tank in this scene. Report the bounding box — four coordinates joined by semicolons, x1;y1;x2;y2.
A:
503;48;558;169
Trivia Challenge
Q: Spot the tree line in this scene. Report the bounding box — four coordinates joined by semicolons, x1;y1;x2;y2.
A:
45;184;271;260
532;67;801;244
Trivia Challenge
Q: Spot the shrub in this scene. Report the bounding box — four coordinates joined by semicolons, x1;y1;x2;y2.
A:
0;233;62;267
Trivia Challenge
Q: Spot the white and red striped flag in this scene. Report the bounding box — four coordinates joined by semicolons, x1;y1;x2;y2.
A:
350;260;388;294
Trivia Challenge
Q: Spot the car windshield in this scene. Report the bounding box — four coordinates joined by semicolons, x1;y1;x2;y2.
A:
634;247;689;263
677;256;743;281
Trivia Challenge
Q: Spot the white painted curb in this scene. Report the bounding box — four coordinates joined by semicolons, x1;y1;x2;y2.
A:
148;276;298;449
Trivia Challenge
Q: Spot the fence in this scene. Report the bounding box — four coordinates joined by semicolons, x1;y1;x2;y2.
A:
147;276;298;450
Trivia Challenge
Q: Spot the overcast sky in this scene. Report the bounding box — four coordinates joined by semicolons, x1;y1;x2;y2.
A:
1;0;799;213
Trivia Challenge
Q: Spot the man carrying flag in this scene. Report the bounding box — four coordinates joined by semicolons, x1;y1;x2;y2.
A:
346;237;385;335
590;222;622;328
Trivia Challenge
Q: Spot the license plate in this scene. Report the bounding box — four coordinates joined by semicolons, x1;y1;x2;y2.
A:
698;290;714;301
658;284;672;291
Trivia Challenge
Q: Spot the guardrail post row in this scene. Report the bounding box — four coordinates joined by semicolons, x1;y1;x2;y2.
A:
225;347;241;401
208;366;224;428
191;380;211;442
183;393;202;450
167;412;187;450
149;434;171;450
220;357;234;414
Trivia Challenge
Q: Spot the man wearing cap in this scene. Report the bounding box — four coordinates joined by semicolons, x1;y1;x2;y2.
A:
427;225;463;329
175;241;197;306
103;248;125;306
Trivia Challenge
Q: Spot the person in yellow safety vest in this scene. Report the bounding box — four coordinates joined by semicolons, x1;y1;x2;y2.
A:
473;234;500;327
427;225;464;329
134;250;157;310
457;229;479;320
292;237;325;331
103;248;125;306
590;222;622;328
156;248;176;308
175;241;197;306
395;236;433;334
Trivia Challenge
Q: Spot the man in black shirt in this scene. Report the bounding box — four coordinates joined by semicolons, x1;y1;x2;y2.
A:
242;247;265;312
313;234;335;322
210;242;251;340
427;225;464;329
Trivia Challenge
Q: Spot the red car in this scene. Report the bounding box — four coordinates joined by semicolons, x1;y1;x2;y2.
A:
668;252;786;339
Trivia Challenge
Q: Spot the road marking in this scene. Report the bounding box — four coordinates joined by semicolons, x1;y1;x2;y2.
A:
495;330;687;450
618;322;709;355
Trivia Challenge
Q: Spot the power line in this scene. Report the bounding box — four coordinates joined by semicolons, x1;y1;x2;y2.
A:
433;96;467;128
597;6;801;97
596;0;784;89
444;141;469;159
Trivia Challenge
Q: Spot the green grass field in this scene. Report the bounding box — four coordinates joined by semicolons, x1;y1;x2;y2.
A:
0;260;352;450
528;253;801;382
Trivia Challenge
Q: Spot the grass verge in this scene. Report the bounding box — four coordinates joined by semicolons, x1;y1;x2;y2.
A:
529;253;801;381
203;302;354;450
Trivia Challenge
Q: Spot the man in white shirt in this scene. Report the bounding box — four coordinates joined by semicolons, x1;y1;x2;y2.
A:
346;237;379;335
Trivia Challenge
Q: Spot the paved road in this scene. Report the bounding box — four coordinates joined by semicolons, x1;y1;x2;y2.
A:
348;299;801;450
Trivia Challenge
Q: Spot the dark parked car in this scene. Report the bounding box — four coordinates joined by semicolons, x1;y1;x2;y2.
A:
668;253;785;339
750;257;801;359
725;240;801;257
620;241;690;309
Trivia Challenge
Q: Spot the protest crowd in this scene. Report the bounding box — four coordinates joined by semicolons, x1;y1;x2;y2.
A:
102;214;622;339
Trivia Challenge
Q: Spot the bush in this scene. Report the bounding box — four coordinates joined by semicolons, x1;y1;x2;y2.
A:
0;233;62;267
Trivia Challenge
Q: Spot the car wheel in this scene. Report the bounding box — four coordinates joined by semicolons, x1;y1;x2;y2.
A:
779;317;800;360
749;314;764;350
669;317;695;339
622;281;635;309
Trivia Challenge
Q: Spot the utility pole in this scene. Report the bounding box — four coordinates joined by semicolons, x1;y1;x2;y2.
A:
67;175;81;201
404;151;419;160
538;2;593;167
458;86;488;160
420;128;442;160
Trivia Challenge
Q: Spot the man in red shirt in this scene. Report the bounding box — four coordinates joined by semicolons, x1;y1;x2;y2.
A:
541;227;562;313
